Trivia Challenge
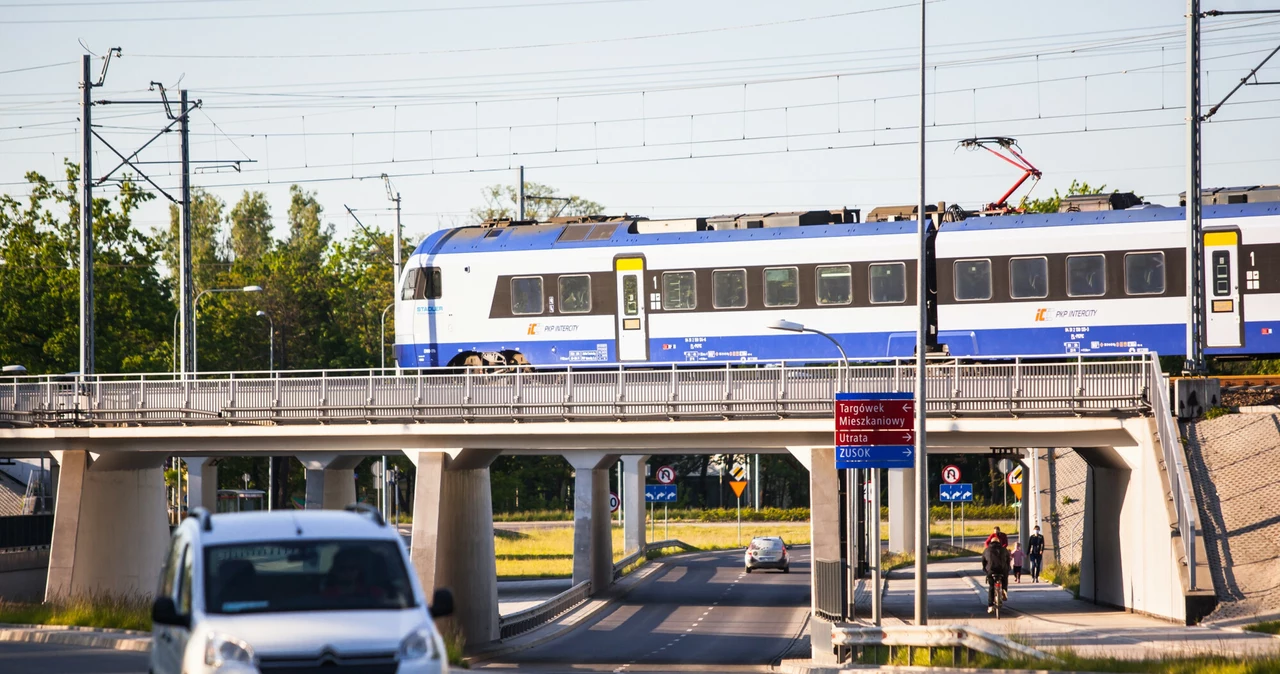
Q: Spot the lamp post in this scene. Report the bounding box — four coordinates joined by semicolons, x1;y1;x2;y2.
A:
255;310;274;372
193;285;263;373
380;302;395;371
766;319;878;622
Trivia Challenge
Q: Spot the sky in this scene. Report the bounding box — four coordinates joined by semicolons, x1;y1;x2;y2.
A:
1;0;1279;247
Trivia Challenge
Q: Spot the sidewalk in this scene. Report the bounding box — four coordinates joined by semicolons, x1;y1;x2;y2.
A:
875;555;1280;660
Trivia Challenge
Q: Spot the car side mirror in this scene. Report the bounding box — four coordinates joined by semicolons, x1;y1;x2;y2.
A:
429;588;454;619
151;597;190;629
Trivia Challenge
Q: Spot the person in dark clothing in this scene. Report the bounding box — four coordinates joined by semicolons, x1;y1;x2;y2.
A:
1027;525;1045;582
982;541;1011;613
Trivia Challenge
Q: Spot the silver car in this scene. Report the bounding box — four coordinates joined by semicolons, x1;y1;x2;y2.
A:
744;536;790;573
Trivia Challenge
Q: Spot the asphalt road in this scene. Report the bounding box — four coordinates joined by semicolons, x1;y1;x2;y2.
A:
477;547;811;673
0;641;149;674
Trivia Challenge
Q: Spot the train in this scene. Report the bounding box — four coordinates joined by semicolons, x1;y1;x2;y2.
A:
393;186;1280;368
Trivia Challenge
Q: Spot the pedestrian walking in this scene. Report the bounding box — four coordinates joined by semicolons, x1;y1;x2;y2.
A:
983;525;1008;549
1027;525;1045;582
1011;541;1025;583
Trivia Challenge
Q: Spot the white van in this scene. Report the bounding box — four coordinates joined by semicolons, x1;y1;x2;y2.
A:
150;505;451;674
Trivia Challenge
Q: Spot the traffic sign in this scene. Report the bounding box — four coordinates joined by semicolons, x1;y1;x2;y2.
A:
997;458;1015;474
645;484;677;502
834;392;916;469
609;492;620;513
655;465;677;485
729;481;748;498
940;483;974;502
942;464;962;484
730;464;747;481
1007;465;1024;500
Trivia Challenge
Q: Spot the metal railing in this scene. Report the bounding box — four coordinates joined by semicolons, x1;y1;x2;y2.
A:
831;625;1051;664
0;354;1157;427
497;579;592;640
814;558;846;623
0;514;53;550
1150;367;1199;591
612;539;696;580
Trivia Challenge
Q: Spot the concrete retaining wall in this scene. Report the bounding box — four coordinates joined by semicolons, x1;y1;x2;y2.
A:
0;548;49;602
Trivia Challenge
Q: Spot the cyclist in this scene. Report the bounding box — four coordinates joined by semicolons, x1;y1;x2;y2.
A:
982;538;1011;614
984;526;1009;549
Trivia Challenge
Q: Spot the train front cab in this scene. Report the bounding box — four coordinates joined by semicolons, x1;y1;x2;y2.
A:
1205;228;1244;349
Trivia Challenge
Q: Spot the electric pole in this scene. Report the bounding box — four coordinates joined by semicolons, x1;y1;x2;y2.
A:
79;55;94;377
180;90;194;376
382;174;403;293
517;165;526;221
1185;0;1205;374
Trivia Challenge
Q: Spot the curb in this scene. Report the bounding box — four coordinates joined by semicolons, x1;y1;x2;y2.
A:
466;548;704;665
777;661;1102;674
0;624;151;652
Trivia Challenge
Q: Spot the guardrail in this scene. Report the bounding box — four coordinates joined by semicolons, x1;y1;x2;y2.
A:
1151;368;1199;591
814;558;846;623
498;538;697;641
831;625;1050;666
0;354;1157;427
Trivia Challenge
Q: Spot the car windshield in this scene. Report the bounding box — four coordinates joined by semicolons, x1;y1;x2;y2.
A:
204;539;416;615
752;539;782;550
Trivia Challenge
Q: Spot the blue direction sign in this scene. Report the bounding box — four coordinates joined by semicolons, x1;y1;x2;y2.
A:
939;483;974;502
834;392;916;469
645;484;677;502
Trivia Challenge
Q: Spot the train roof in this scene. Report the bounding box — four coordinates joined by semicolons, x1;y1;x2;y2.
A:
410;201;1280;257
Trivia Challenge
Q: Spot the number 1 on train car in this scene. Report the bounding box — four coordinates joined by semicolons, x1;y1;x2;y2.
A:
615;256;650;361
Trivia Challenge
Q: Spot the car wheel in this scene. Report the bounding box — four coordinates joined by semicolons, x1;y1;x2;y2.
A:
745;567;753;573
783;566;790;573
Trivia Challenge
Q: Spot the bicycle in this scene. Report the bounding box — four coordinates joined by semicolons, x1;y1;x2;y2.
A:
988;574;1008;619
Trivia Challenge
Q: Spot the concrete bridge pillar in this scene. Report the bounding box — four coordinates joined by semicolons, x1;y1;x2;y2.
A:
1017;455;1031;554
621;455;650;552
406;449;500;649
45;450;169;600
297;454;362;509
789;446;841;665
564;452;620;593
184;457;218;512
888;467;916;554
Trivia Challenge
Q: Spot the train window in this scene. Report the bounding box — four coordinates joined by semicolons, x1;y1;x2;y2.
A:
423;267;442;300
1213;251;1231;296
764;267;800;307
869;263;906;304
713;269;748;309
1066;255;1106;297
623;275;639;316
954;259;992;302
558;275;592;313
816;265;852;305
511;276;544;315
400;268;420;300
662;271;696;310
1125;252;1165;295
1009;257;1048;299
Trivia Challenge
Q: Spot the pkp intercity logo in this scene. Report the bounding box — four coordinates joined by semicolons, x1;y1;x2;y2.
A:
527;323;538;335
1034;308;1048;322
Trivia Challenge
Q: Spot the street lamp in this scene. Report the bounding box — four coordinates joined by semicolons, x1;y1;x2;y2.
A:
766;318;849;389
379;302;395;371
2;365;26;375
193;285;263;373
255;310;274;372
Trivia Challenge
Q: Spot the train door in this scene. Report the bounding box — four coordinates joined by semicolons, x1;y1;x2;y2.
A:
1205;230;1243;348
614;256;649;362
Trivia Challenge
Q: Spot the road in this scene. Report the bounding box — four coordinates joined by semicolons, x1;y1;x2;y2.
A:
0;641;148;673
476;546;811;674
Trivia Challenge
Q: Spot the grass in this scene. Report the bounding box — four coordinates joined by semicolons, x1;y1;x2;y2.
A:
0;592;152;631
492;522;812;578
871;520;1017;543
1043;561;1081;598
879;548;977;573
971;649;1280;673
1244;620;1280;635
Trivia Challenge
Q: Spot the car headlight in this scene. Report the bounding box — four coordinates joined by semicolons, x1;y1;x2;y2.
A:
399;626;439;661
205;632;255;668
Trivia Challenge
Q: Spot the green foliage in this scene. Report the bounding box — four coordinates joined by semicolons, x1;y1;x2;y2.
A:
928;504;1016;520
1044;561;1081;598
471;181;605;222
1203;405;1233;420
971;649;1280;673
1244;620;1280;635
1021;179;1109;214
0;592;152;631
491;507;812;523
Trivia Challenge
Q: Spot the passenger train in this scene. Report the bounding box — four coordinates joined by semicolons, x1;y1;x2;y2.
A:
393;190;1280;368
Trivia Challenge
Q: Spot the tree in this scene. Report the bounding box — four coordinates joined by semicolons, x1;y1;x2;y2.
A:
471;181;605;222
1021;180;1109;214
162;188;228;291
229;190;273;263
0;163;170;374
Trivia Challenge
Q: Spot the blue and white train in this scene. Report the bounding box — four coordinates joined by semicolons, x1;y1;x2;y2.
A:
393;196;1280;368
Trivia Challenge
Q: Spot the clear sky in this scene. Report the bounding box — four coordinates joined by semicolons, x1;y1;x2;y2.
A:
2;0;1278;246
